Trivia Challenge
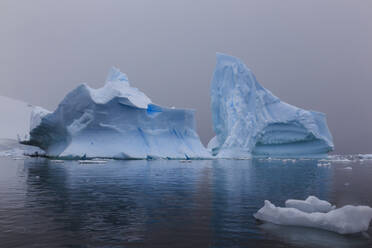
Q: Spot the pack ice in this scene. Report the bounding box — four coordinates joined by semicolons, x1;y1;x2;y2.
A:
28;67;210;159
208;53;334;158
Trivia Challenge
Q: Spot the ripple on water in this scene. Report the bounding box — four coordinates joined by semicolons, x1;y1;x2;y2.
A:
0;157;371;247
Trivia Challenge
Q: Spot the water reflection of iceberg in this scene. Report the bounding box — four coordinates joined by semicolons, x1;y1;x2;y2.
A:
258;223;369;248
210;159;334;247
211;159;333;206
17;158;346;247
22;159;215;247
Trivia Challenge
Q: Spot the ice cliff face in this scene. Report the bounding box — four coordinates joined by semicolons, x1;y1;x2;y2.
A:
208;53;334;158
29;67;210;159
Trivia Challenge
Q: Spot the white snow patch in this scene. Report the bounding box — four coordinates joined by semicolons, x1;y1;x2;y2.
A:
285;196;335;213
30;106;51;130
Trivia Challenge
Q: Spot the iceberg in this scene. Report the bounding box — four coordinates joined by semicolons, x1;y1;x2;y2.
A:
285;196;335;213
254;200;372;234
28;67;210;159
208;53;334;158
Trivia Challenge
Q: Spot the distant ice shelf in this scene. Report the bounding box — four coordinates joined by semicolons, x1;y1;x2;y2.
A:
27;67;210;159
208;53;334;158
0;96;44;142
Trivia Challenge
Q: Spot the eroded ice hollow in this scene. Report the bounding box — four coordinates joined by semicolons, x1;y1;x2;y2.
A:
28;67;210;159
208;53;334;158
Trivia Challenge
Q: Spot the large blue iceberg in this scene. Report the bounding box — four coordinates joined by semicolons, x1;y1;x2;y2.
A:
28;68;210;159
208;53;334;158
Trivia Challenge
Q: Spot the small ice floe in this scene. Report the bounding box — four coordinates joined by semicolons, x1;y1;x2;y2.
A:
12;157;25;160
318;159;330;162
344;182;350;186
78;159;108;164
254;199;372;234
334;159;352;163
282;159;296;163
0;151;11;157
285;196;335;213
179;160;192;163
344;166;353;170
358;154;372;160
317;162;331;167
327;155;352;163
50;160;64;163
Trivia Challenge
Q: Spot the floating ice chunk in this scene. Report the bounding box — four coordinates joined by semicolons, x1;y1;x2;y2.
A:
285;196;335;213
335;159;352;163
209;53;334;158
179;160;192;163
317;162;331;167
28;67;210;159
50;160;64;163
254;200;372;234
79;160;108;164
358;154;372;160
327;155;352;163
344;166;353;170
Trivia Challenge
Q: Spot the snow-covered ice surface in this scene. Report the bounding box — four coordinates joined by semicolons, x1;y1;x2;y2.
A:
285;196;335;213
30;106;51;131
28;67;210;159
208;53;334;158
254;200;372;234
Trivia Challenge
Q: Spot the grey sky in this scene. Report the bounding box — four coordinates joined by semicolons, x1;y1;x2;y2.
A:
1;0;371;154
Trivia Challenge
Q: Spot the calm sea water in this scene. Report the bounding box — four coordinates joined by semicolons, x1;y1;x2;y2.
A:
1;157;372;248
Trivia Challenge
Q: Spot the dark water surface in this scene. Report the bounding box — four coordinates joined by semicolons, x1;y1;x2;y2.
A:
1;157;372;248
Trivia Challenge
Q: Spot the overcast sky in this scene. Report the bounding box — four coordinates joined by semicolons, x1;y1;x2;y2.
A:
1;0;371;154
